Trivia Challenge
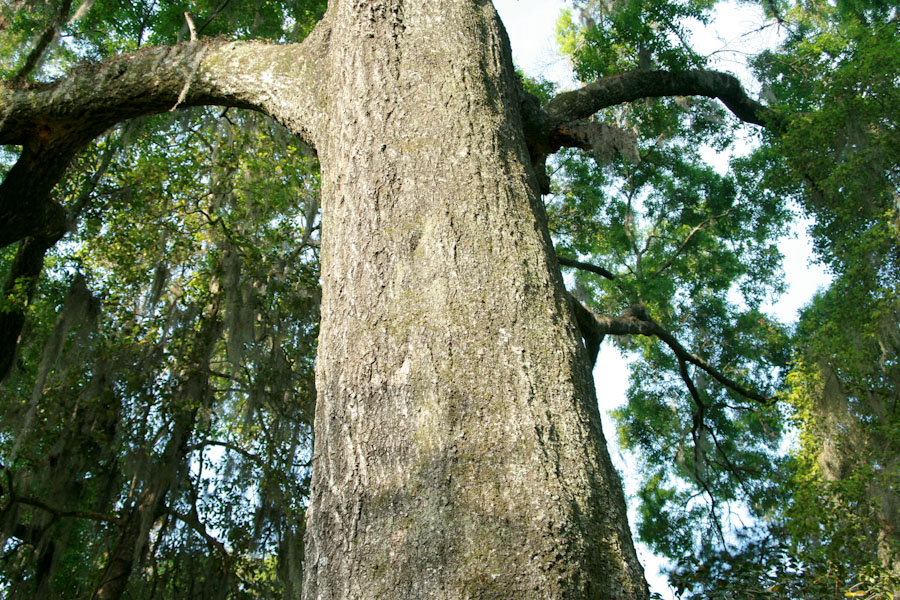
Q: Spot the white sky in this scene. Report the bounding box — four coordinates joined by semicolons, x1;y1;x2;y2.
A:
491;1;831;597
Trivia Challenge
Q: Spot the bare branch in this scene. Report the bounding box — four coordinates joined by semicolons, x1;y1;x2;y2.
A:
197;0;235;36
557;255;616;280
678;361;728;548
188;439;268;470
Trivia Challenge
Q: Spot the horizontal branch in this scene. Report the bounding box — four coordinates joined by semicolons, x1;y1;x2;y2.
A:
0;33;326;248
545;70;777;129
11;494;122;525
557;255;616;280
569;294;772;404
1;467;121;526
0;39;322;147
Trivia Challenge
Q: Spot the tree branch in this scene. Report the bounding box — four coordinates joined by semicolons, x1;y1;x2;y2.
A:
1;465;121;526
187;439;270;470
165;508;229;556
0;31;328;249
649;208;735;279
679;363;728;548
545;69;778;129
0;235;60;381
11;0;73;85
11;494;122;525
0;39;322;148
0;137;115;382
557;255;616;280
519;68;782;171
568;294;772;404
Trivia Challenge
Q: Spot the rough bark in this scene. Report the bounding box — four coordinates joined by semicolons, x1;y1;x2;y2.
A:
300;1;647;598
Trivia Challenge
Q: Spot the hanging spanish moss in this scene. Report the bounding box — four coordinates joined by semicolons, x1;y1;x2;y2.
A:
0;103;320;599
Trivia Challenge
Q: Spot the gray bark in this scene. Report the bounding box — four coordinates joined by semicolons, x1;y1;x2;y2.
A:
299;1;648;598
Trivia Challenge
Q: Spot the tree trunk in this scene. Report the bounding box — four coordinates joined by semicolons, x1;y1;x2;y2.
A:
91;316;220;600
302;1;647;598
0;0;652;596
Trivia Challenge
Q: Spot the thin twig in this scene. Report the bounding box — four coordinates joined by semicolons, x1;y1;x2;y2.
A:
649;208;735;279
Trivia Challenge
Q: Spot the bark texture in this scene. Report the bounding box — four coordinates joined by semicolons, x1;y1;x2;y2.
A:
301;1;648;598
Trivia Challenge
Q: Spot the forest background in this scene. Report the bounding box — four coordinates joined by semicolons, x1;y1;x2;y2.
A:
495;0;831;595
0;0;897;599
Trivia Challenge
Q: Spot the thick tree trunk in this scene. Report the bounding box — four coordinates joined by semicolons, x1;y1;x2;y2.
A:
302;1;647;598
1;0;653;596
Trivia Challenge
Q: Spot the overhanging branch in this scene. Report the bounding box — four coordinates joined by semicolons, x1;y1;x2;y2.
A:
557;255;616;280
545;69;777;129
569;294;772;404
0;33;327;249
520;68;780;177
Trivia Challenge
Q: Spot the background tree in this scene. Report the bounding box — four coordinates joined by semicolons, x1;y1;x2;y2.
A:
555;0;899;597
1;2;323;597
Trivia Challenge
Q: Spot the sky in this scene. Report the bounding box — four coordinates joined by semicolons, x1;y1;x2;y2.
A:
490;1;831;597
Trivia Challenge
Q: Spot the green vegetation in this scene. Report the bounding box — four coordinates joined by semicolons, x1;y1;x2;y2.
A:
0;0;897;597
0;2;324;597
554;0;899;597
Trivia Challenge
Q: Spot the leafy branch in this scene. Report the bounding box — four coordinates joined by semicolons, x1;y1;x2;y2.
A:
568;295;772;404
1;466;122;526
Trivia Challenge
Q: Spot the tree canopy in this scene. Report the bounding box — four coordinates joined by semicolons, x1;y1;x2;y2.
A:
0;0;897;598
552;0;899;596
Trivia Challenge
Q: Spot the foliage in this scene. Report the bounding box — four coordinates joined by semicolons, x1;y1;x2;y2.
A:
553;0;792;563
0;1;325;598
557;0;899;596
1;0;898;597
